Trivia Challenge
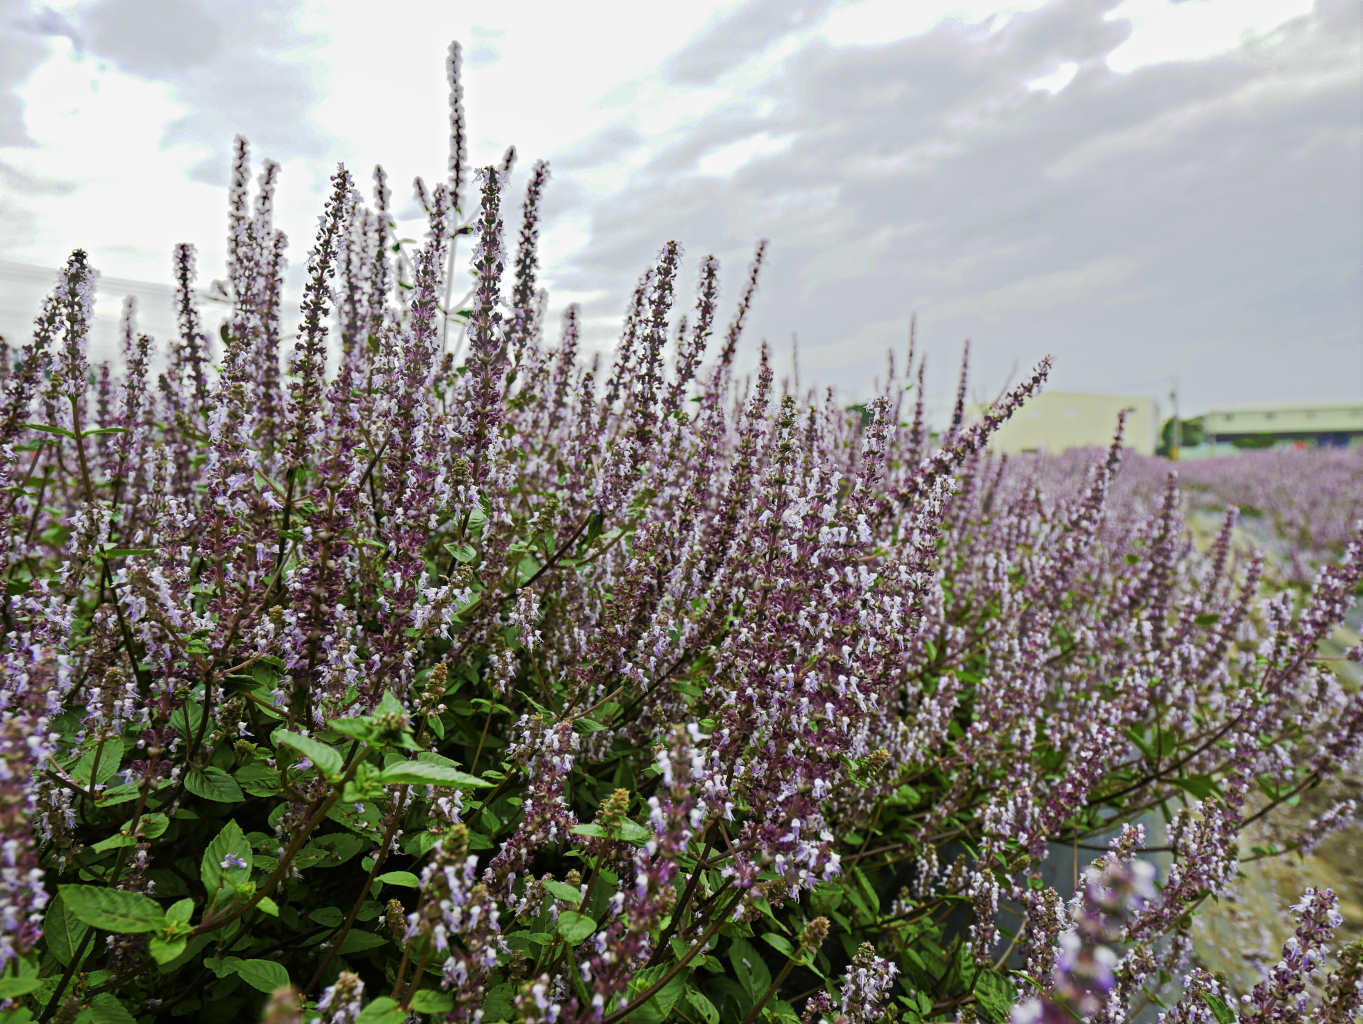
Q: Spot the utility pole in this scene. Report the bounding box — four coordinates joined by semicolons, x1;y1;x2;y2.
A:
1169;382;1180;461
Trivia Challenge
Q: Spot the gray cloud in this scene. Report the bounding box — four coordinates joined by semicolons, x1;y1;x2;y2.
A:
70;0;329;186
0;0;61;148
80;0;218;75
0;157;74;193
551;121;645;172
662;0;839;86
23;4;82;51
544;0;1362;414
0;2;76;251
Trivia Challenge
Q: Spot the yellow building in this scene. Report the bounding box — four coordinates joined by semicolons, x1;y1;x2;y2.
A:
975;391;1159;456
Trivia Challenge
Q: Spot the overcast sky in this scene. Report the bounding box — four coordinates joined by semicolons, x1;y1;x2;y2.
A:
1;0;1359;421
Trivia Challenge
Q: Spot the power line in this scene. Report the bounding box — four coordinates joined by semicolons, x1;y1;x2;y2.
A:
0;260;219;303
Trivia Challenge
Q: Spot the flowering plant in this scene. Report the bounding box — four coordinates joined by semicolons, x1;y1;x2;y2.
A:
0;39;1359;1024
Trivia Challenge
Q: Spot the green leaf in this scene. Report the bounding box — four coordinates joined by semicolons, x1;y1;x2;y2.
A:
149;934;188;965
446;543;478;564
84;993;138;1024
153;934;211;975
328;718;376;742
627;965;687;1024
686;989;719;1024
203;954;241;978
542;879;583;903
236;762;282;796
852;868;880;916
230;958;290;993
1172;774;1219;800
138;812;170;838
94;782;141;806
584;510;605;546
309;907;345;927
201;819;252;900
164;898;194;925
1200;993;1237;1024
59;885;165;934
556;910;597;945
516;553;541;586
185;766;244;802
45;893;90;966
762;931;795;958
410;990;455;1013
92;812;169;852
729;938;771;1003
375;870;420;889
295;832;367;869
274;729;345;779
505;930;550;954
1125;726;1156;762
0;962;40;998
174;700;205;740
570;819;651;845
378;760;489;788
339;930;388;953
98;546;153;558
353;997;406;1024
618;819;652;843
66;739;126;787
483;983;514;1022
91;832;135;853
22;422;75;439
972;969;1016;1023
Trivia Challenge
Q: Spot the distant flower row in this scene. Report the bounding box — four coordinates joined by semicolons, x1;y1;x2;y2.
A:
1000;444;1363;586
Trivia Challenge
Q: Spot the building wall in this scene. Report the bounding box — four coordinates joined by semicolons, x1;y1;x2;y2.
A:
1202;402;1363;441
977;391;1160;456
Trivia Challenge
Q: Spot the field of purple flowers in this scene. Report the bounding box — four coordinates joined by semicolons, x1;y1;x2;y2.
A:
1;41;1361;1024
1005;445;1363;589
1175;449;1363;587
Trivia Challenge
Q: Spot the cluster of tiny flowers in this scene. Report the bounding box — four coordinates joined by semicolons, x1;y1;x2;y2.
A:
1012;845;1155;1023
1239;887;1342;1023
259;985;304;1024
820;942;900;1024
311;971;363;1024
0;661;62;970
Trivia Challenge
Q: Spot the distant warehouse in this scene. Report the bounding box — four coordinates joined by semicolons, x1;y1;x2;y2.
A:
973;391;1159;456
1200;402;1363;449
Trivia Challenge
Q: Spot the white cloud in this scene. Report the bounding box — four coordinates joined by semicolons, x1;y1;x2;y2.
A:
816;0;1052;46
1104;0;1316;72
1026;60;1079;94
696;132;796;177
